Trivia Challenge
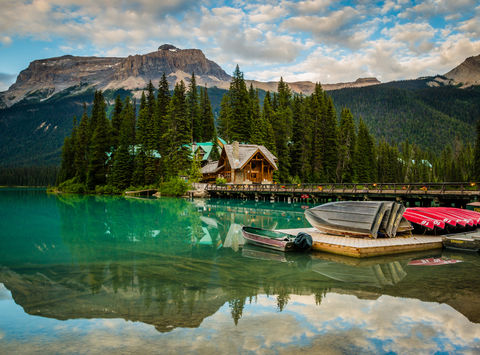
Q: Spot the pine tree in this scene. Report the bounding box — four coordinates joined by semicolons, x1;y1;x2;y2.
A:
210;128;221;161
309;84;326;181
355;117;376;182
111;110;134;189
218;93;232;142
273;78;292;182
187;73;201;142
228;65;250;142
336;108;356;182
157;73;171;154
165;81;190;176
144;81;158;185
249;85;264;145
289;95;310;181
200;86;215;141
262;92;276;154
111;95;123;150
86;91;110;190
74;103;89;183
321;95;338;182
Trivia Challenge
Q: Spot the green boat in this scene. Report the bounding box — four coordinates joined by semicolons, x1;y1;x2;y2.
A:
241;226;312;252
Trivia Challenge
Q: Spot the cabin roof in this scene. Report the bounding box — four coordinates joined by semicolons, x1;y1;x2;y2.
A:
223;144;277;170
201;161;223;174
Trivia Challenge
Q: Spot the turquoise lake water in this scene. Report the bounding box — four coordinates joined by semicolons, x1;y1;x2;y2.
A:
0;188;479;354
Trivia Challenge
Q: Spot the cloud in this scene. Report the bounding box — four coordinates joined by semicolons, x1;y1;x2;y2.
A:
382;22;436;54
1;0;480;85
0;73;16;91
398;0;478;19
0;292;479;354
281;7;373;49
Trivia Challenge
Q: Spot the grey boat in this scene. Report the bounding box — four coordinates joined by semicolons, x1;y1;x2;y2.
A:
304;201;409;239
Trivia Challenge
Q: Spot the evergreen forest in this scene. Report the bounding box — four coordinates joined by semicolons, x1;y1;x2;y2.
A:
36;67;480;190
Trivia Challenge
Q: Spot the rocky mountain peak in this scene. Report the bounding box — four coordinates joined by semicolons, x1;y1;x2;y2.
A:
444;54;480;87
158;44;179;51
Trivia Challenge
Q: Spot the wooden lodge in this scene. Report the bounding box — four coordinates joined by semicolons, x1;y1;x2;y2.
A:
202;142;278;184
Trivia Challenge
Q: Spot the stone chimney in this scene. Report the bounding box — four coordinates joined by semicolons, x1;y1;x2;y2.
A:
232;141;240;160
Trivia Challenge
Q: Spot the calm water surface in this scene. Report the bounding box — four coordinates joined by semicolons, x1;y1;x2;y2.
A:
0;188;479;354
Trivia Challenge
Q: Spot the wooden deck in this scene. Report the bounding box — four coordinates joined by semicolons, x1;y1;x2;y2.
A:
277;227;443;258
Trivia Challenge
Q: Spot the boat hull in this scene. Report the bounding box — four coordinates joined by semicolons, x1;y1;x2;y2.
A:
304;201;389;238
241;227;309;252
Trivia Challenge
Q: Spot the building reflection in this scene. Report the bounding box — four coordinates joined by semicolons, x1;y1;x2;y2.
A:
0;194;479;334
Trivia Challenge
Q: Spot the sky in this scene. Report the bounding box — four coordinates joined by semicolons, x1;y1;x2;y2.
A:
0;0;480;91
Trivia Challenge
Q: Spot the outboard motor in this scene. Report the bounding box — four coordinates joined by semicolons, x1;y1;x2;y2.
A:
294;232;313;251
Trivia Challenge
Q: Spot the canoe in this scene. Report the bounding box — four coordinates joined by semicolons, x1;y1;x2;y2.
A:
241;226;312;252
403;210;446;230
304;201;388;238
408;208;457;228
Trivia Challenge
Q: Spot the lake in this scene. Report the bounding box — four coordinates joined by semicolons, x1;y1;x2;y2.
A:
0;188;479;354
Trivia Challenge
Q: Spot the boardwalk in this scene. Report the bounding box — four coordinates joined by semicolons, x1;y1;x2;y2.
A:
206;182;480;206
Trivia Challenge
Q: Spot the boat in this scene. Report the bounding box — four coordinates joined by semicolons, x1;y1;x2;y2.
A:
443;231;480;252
304;201;393;238
404;207;480;233
241;226;312;252
403;210;446;231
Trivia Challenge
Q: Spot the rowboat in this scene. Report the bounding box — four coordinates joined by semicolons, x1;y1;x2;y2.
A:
443;231;480;252
304;201;389;238
241;226;312;252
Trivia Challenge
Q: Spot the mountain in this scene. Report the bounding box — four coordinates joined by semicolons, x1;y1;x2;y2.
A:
0;45;231;109
0;46;479;168
0;44;378;109
444;54;480;87
245;77;380;94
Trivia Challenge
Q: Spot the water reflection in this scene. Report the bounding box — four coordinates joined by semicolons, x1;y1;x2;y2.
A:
0;191;479;353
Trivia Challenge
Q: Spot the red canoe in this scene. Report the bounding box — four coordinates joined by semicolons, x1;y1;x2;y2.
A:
408;208;456;227
403;210;445;230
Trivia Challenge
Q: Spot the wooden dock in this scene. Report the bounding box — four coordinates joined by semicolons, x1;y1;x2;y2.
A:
124;189;157;197
207;182;480;207
277;227;443;258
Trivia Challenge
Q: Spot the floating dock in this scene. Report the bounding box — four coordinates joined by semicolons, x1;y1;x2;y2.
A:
277;228;443;258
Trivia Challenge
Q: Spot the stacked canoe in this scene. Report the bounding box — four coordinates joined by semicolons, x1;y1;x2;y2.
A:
403;207;480;234
304;201;412;239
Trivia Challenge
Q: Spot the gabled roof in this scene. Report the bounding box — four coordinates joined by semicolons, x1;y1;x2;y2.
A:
223;144;277;170
201;161;223;174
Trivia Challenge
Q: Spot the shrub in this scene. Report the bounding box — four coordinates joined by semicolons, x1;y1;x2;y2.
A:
58;177;87;193
215;177;227;185
158;177;191;196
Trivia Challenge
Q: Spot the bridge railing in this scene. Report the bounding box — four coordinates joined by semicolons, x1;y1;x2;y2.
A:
206;182;480;195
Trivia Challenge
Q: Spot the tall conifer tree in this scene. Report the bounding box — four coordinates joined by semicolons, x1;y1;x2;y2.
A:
200;86;215;141
187;73;201;142
355;117;376;182
336;108;355;183
86;91;110;190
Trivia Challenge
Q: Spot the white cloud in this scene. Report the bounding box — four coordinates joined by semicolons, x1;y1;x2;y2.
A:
382;22;436;54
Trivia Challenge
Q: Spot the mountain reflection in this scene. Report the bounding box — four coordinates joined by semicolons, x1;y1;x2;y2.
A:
0;193;479;334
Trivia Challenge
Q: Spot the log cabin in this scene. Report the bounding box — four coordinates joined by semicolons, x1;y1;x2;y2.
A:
201;141;278;184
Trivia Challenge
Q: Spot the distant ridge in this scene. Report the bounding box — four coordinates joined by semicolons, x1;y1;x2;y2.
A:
444;54;480;87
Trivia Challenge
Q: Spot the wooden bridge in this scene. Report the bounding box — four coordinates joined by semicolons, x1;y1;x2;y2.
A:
205;182;480;207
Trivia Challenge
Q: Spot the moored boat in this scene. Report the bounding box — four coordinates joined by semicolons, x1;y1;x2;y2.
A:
304;201;389;238
241;226;313;252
